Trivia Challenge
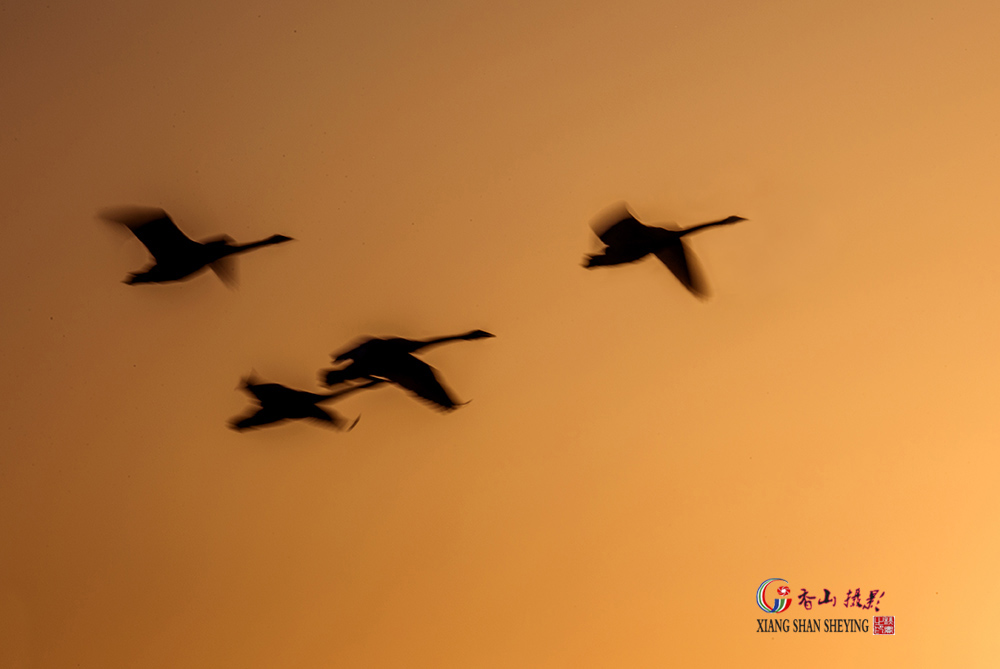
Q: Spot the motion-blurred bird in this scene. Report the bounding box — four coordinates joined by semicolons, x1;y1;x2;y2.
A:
584;203;746;297
230;375;384;431
321;330;495;411
101;206;293;285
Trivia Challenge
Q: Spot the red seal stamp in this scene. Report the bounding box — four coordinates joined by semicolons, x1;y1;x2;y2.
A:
873;616;894;635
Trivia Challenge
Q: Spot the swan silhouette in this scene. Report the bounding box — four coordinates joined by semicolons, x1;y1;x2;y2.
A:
230;376;384;431
101;207;293;285
584;203;746;297
321;330;494;411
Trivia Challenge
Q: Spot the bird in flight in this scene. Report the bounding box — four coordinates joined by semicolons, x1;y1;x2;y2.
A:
101;206;293;285
230;375;385;431
321;330;495;411
584;203;746;297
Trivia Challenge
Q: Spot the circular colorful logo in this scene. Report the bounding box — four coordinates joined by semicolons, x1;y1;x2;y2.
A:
756;578;791;613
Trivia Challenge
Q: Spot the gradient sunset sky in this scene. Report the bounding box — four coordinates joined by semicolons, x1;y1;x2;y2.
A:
3;1;1000;666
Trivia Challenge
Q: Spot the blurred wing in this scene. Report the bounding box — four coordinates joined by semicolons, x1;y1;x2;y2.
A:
321;378;387;400
239;370;261;389
303;405;348;429
592;203;648;246
210;255;239;288
115;212;200;262
332;337;378;362
595;217;648;247
99;206;168;228
244;383;296;404
322;367;358;387
230;408;285;431
99;206;165;242
386;356;461;410
654;240;708;297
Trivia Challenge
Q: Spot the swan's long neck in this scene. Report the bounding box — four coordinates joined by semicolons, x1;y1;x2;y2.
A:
678;216;745;236
230;235;288;255
421;334;467;347
418;330;487;349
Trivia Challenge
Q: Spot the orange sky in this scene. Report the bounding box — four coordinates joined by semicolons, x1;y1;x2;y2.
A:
3;1;1000;666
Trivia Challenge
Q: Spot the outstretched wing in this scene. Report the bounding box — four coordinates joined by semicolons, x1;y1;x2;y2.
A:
591;203;650;247
332;337;381;362
302;404;349;429
322;367;359;387
383;356;462;410
242;382;297;404
103;208;201;263
320;378;387;400
653;240;708;297
594;216;648;247
209;255;239;288
230;407;287;431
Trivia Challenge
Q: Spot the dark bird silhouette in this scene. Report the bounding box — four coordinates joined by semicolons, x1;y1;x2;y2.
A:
584;203;746;297
321;330;494;411
230;375;385;431
100;206;293;285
